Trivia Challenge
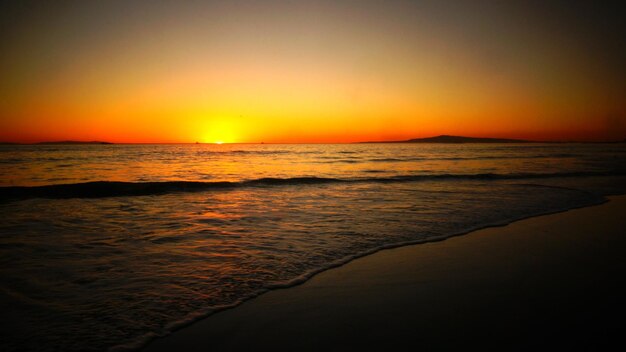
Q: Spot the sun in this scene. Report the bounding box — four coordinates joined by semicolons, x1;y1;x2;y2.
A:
199;118;241;144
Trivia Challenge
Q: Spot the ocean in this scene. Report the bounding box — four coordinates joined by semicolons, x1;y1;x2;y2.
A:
1;143;625;351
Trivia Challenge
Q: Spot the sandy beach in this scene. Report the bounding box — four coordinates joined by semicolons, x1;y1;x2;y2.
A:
144;195;626;351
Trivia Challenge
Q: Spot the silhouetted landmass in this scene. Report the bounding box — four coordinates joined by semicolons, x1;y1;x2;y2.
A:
0;141;113;145
406;135;528;143
361;135;529;144
36;140;113;145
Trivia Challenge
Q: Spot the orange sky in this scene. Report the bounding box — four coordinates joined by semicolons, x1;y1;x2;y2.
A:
0;1;624;143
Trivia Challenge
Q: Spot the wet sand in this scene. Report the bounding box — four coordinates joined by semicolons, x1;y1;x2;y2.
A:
144;195;626;351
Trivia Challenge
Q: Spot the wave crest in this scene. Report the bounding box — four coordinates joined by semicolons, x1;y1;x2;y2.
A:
1;171;622;200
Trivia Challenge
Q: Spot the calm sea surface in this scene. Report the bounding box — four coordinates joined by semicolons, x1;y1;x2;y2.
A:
1;143;625;351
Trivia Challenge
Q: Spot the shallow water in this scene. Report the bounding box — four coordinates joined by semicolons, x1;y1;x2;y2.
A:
1;143;625;351
2;143;624;187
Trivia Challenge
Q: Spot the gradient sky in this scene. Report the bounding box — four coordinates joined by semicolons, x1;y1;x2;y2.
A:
1;0;624;143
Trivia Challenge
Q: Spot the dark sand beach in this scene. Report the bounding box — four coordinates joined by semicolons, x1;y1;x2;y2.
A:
144;195;626;351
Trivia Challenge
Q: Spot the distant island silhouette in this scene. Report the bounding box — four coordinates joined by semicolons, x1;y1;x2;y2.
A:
361;135;529;144
0;140;114;145
0;141;114;145
36;141;114;145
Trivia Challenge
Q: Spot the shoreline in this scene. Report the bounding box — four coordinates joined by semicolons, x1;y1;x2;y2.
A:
142;195;626;351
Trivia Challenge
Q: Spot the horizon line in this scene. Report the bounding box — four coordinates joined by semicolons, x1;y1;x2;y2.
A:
2;135;626;145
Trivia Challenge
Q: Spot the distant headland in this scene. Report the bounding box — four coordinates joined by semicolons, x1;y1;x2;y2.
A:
0;141;114;145
361;135;529;144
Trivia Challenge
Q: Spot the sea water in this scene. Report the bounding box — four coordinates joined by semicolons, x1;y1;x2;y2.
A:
1;143;625;351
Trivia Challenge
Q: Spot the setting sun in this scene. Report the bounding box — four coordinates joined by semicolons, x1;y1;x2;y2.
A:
198;118;241;144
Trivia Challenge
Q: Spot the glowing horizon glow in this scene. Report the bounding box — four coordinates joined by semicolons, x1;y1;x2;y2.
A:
0;1;624;143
